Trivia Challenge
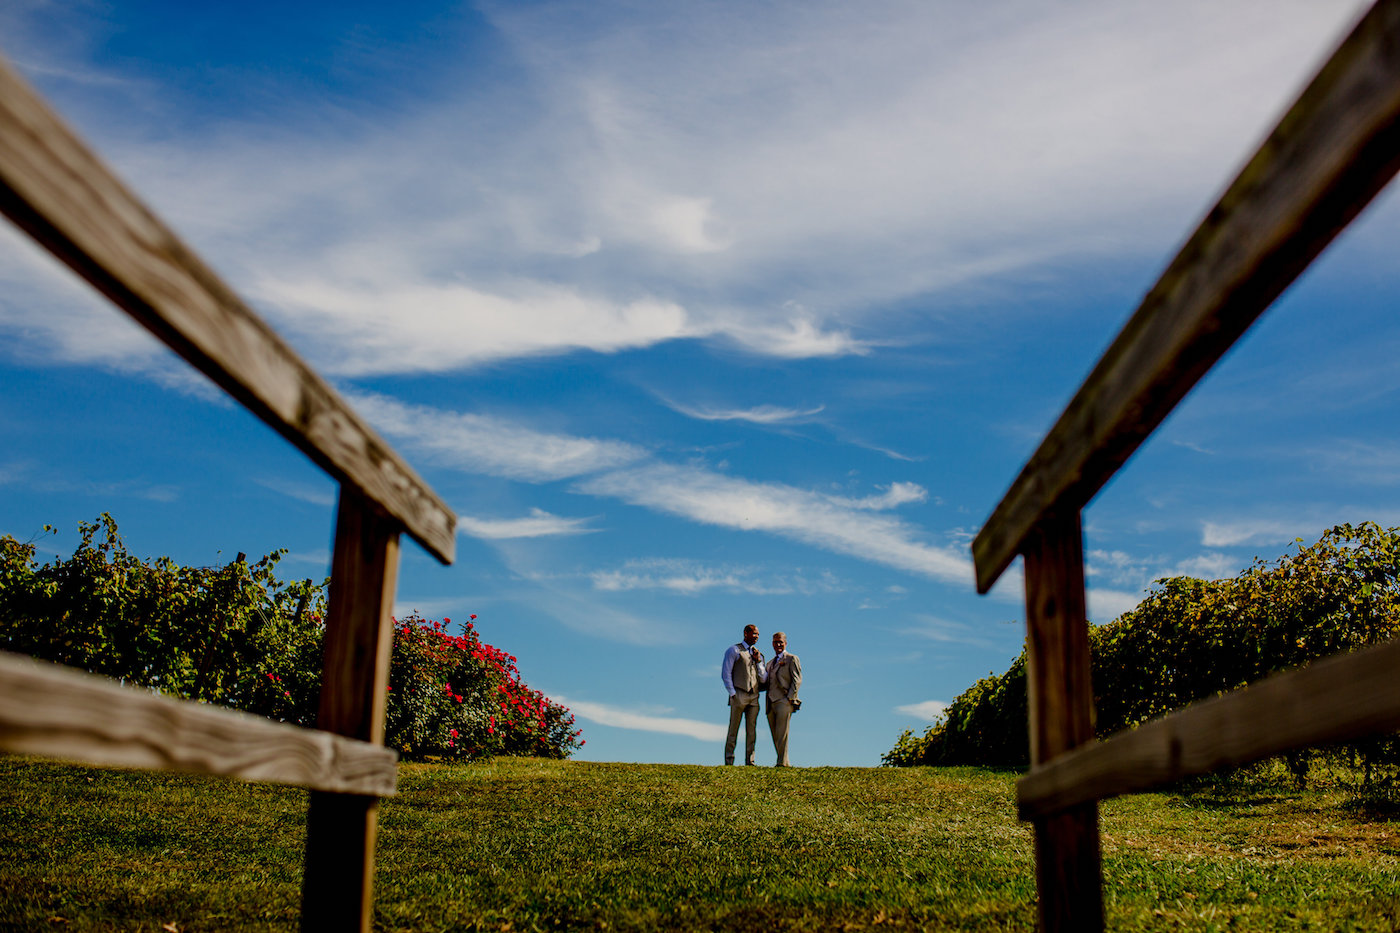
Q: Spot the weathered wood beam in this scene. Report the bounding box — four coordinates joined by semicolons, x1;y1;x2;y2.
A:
0;55;455;564
1018;634;1400;820
974;0;1400;593
0;651;397;796
301;487;401;933
1022;513;1103;933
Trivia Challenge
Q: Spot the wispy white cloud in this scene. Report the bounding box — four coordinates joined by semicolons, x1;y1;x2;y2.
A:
1298;441;1400;486
1087;587;1144;624
489;542;685;645
259;276;701;375
666;401;826;425
578;464;970;583
895;700;948;722
832;481;928;511
1087;548;1143;574
252;475;336;508
1171;552;1239;580
590;558;841;596
556;696;726;742
898;614;1008;650
858;582;912;611
1086;547;1157;588
284;548;332;567
1201;519;1298;548
709;315;870;359
349;392;647;482
458;508;599;540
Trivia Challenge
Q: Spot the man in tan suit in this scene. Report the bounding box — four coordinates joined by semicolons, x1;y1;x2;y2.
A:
721;624;766;765
765;631;802;767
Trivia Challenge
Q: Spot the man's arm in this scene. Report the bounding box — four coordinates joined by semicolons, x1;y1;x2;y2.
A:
786;655;802;701
720;645;738;696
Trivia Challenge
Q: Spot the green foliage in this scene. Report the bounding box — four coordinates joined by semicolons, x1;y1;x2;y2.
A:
0;514;323;723
885;658;1029;769
0;515;581;761
884;523;1400;784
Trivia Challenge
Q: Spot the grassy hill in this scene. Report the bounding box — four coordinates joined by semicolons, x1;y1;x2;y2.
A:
2;757;1398;931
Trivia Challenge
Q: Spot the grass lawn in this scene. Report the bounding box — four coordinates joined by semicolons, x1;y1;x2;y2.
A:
2;756;1398;931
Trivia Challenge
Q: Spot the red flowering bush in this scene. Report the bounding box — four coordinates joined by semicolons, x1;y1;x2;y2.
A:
384;612;582;760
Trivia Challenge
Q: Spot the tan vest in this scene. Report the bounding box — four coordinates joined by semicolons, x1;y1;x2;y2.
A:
730;644;762;693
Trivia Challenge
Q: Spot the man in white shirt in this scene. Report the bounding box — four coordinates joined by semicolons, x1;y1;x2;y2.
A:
721;624;766;765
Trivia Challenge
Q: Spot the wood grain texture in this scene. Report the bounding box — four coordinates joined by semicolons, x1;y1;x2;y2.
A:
1023;515;1095;765
301;488;401;933
974;0;1400;593
1022;513;1103;933
0;55;455;564
1018;635;1400;820
315;487;401;745
0;651;397;796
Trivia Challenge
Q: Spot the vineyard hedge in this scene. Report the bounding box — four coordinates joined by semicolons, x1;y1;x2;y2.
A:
884;522;1400;785
0;514;582;761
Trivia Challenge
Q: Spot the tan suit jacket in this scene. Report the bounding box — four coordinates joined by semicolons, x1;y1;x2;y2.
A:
765;652;801;708
765;651;801;766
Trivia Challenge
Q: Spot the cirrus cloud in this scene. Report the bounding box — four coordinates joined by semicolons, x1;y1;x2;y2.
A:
554;696;726;742
578;463;970;583
895;700;949;722
458;508;599;540
349;391;647;482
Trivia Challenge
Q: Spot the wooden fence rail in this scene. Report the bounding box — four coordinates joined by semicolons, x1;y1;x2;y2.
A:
1017;634;1400;820
0;50;457;933
0;651;398;796
975;1;1400;929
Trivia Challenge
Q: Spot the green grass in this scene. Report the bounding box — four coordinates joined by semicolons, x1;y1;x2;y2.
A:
2;757;1399;931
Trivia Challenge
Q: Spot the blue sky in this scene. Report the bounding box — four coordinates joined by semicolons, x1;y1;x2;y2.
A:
2;0;1397;767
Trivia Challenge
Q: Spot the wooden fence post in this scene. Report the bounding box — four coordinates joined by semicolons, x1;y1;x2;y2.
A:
301;486;401;932
1022;510;1103;932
